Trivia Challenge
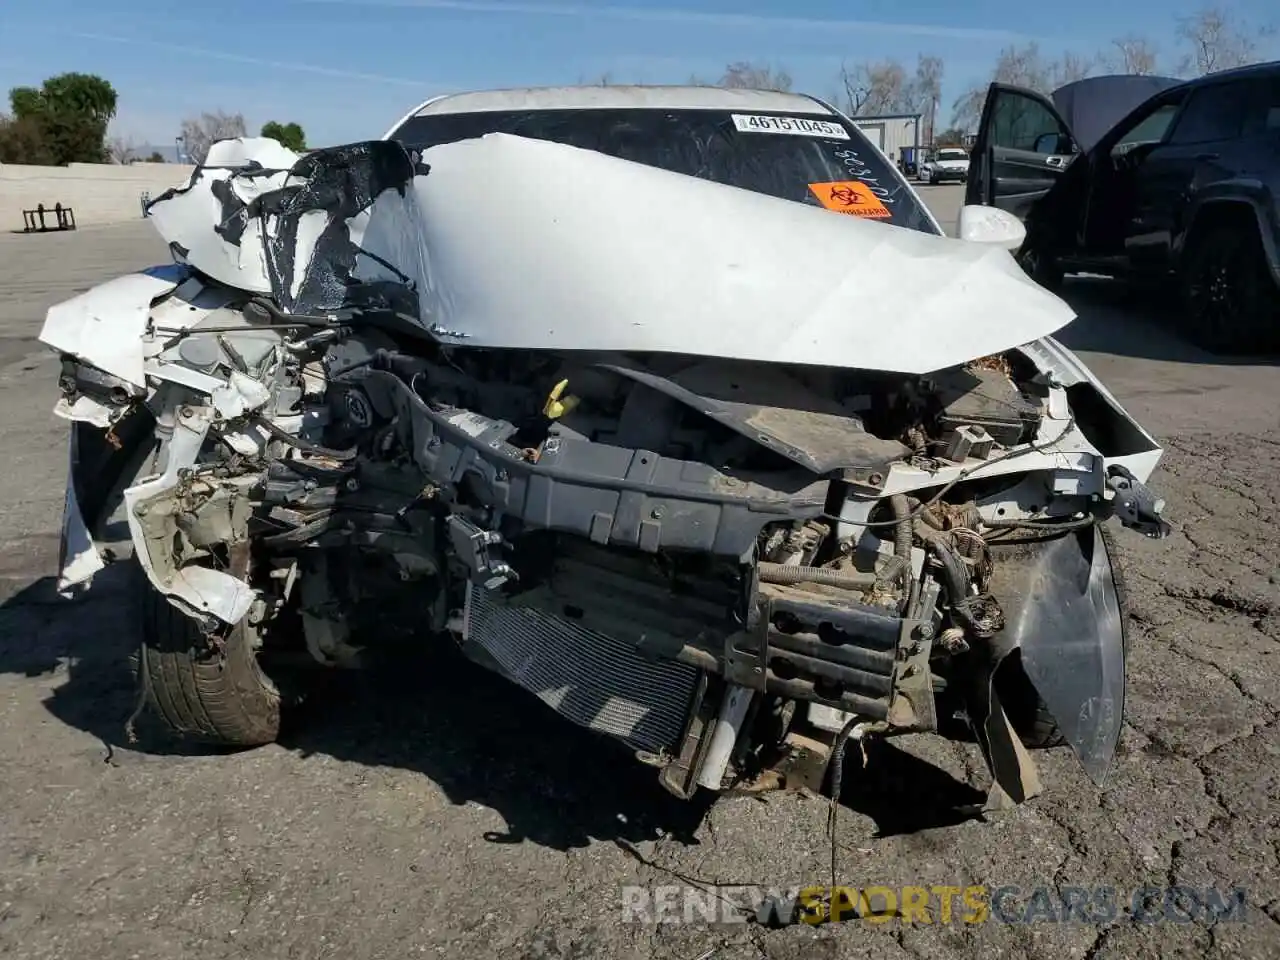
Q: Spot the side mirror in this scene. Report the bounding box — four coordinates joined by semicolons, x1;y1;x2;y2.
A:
957;205;1026;251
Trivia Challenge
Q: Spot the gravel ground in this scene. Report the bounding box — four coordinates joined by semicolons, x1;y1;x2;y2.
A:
2;192;1279;960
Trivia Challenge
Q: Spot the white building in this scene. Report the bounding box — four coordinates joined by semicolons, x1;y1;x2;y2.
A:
847;113;923;165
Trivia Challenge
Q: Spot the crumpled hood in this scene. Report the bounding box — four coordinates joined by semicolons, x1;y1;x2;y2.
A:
143;134;1074;376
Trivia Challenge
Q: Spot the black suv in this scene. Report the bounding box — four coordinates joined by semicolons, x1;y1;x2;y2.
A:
966;63;1280;353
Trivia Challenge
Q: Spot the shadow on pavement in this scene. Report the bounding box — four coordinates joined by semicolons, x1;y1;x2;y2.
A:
0;564;994;849
835;738;986;838
0;567;712;850
0;565;238;758
1053;276;1280;366
282;641;718;852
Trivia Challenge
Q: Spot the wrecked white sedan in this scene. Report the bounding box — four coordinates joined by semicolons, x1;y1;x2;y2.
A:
40;86;1169;809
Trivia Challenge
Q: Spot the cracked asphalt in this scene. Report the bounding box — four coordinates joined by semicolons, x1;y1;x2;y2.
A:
2;188;1279;959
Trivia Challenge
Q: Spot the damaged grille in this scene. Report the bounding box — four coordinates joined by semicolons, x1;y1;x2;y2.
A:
464;584;701;753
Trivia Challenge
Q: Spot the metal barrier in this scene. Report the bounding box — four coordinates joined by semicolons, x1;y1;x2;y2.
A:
22;202;77;233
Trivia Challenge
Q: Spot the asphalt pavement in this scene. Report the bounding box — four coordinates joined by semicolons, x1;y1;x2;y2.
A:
2;189;1279;959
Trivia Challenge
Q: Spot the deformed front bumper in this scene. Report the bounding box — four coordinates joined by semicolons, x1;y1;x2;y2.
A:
457;518;1132;802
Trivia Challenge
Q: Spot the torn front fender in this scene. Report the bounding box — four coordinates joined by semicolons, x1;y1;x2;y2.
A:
58;435;106;593
56;412;159;592
987;523;1127;785
39;264;190;390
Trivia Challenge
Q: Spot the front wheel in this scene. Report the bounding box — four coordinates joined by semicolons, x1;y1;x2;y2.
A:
1179;223;1280;354
137;557;310;745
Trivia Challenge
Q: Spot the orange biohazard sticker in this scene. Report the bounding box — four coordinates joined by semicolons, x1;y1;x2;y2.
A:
807;180;891;219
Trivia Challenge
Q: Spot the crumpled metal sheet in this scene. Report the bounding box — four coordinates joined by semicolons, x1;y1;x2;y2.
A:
145;137;431;318
145;132;1077;375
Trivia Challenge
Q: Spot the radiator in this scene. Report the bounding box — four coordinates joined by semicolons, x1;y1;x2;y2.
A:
463;582;700;753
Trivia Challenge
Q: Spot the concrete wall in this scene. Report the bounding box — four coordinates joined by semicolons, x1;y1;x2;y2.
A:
0;161;196;230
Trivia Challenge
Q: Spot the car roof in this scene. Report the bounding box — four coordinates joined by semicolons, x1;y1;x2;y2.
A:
408;84;834;117
1178;59;1280;86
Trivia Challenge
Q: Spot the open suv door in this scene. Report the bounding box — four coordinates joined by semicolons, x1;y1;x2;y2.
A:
965;83;1080;221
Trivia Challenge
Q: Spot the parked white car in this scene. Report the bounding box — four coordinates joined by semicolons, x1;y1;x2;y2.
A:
920;147;971;184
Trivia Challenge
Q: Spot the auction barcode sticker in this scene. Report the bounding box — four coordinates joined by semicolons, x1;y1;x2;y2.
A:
731;114;850;139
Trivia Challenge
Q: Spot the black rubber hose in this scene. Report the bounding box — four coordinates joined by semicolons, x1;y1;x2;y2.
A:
922;532;1004;638
243;296;333;328
888;494;912;561
930;537;971;608
253;417;358;461
874;494;914;593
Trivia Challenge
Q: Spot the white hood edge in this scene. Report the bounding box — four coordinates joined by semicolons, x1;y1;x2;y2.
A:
138;133;1075;376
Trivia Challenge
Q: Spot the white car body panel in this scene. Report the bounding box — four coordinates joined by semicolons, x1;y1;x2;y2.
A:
41;266;187;389
408;134;1072;373
127;133;1075;377
145;138;301;296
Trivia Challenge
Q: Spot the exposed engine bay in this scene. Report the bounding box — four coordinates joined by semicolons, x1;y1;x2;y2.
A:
42;134;1171;811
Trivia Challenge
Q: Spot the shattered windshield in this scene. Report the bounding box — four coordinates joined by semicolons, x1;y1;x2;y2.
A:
391;107;937;235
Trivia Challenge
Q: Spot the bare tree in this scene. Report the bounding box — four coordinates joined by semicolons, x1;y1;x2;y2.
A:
715;61;793;92
834;55;944;144
179;110;247;165
1175;5;1276;75
1051;52;1096;87
107;134;138;164
913;55;944;143
950;43;1095;132
1105;34;1161;75
836;59;909;117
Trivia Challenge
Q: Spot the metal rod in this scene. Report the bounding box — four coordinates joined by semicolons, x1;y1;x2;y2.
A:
695;684;755;791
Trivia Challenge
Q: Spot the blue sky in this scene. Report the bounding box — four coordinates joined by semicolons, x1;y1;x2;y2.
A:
2;0;1276;147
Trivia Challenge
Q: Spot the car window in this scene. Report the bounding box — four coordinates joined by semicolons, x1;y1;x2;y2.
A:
1110;103;1181;155
989;90;1071;153
1241;76;1280;137
392;107;939;235
1167;80;1253;144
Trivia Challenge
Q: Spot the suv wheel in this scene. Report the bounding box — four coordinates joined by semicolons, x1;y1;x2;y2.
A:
1018;246;1064;293
1180;223;1280;354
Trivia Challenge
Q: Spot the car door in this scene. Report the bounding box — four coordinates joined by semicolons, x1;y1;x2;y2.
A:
965;83;1080;220
1075;92;1189;267
1118;80;1252;273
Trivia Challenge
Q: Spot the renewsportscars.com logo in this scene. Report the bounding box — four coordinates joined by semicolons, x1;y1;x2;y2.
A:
620;884;1250;926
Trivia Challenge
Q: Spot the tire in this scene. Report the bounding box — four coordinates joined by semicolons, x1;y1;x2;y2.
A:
1018;246;1065;293
138;561;297;746
1179;222;1280;354
1000;524;1131;749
